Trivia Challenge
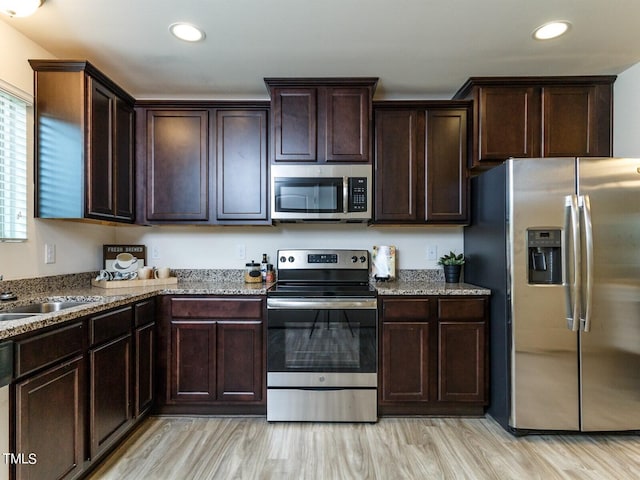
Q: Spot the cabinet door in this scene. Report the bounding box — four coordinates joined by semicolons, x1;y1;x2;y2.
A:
89;334;133;459
216;110;268;221
437;298;488;403
135;322;155;417
478;86;540;162
146;110;210;221
170;321;216;402
374;109;420;222
15;357;85;480
542;85;611;157
272;88;317;162
216;321;263;402
325;87;370;162
426;109;468;223
87;78;114;218
438;322;485;402
381;323;431;403
114;98;135;221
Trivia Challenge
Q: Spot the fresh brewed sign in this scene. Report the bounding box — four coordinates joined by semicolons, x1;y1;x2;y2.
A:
103;244;146;273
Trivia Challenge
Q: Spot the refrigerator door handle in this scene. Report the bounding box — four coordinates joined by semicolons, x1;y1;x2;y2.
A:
564;195;581;331
580;194;594;332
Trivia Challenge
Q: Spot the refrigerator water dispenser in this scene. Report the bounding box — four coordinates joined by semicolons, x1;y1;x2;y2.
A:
527;229;562;284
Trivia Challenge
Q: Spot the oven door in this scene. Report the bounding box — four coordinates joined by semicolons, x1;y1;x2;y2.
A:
266;297;377;388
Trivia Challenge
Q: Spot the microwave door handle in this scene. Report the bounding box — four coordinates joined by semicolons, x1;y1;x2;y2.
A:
343;177;349;213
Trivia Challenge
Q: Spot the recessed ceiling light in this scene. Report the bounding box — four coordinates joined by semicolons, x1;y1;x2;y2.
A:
532;21;571;40
169;22;206;42
0;0;45;17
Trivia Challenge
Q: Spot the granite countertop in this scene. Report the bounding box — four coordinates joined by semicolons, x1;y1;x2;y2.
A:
374;280;490;296
0;280;271;340
0;276;490;340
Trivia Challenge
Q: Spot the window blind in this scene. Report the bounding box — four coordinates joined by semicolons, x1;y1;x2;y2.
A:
0;88;28;241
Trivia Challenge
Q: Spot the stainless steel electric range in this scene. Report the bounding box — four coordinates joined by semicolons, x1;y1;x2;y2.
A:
266;249;378;422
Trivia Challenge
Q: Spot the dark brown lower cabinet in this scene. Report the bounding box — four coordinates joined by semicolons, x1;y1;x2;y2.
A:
89;334;132;459
11;299;156;480
14;357;85;480
379;295;489;415
158;295;266;414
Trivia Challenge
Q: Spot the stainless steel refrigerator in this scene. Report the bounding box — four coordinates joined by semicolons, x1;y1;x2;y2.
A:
464;157;640;433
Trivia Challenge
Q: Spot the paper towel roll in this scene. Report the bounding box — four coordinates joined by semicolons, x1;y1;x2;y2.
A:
372;245;396;281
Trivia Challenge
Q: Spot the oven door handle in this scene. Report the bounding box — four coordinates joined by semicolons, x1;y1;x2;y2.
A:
267;297;378;310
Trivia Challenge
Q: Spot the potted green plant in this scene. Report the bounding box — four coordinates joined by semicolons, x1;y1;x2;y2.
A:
438;251;465;283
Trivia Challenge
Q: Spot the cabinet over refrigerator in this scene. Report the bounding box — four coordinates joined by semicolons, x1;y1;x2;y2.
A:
464;157;640;433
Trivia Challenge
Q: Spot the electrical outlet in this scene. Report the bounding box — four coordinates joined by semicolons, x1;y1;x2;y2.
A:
151;245;160;259
44;243;56;264
236;244;246;259
427;245;437;261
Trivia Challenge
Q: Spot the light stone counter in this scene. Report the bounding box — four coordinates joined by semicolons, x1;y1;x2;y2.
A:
374;280;490;296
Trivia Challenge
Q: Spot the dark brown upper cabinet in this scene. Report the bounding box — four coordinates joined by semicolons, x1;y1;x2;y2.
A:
30;60;136;223
453;76;615;171
373;102;470;225
135;102;270;225
265;78;378;164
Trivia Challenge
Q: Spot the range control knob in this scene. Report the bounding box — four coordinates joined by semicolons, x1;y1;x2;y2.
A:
360;256;367;263
288;256;295;263
279;256;287;263
351;256;358;263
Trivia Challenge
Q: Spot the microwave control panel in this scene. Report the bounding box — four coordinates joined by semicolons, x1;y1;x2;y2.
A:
348;177;368;212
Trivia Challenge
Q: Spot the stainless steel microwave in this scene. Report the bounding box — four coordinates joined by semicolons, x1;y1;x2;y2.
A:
270;164;372;222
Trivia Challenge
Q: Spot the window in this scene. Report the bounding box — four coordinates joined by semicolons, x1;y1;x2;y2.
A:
0;87;28;241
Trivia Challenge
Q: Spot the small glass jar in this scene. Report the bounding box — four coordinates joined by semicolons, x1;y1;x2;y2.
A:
265;264;275;283
244;261;262;283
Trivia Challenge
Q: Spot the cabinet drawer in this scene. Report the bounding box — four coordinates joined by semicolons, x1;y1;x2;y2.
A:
135;299;156;327
15;322;84;378
382;298;431;321
171;297;263;320
90;306;133;346
438;298;486;320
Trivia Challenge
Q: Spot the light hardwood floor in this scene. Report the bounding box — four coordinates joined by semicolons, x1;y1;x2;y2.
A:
87;416;640;480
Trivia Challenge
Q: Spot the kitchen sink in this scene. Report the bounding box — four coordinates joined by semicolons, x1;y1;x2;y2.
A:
0;313;39;322
5;301;91;314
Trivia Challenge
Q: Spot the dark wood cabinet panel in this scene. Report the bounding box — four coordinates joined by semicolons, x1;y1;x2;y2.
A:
216;110;268;221
135;322;155;417
379;295;488;415
170;321;217;402
113;98;135;220
381;322;431;403
325;87;370;162
159;296;266;414
373;102;469;225
438;322;485;402
453;76;615;170
87;79;114;218
134;300;156;417
89;335;133;459
426;109;468;222
15;357;85;480
272;88;317;162
145;110;210;221
542;85;611;157
478;86;539;161
374;109;419;221
30;60;136;223
266;78;377;164
216;322;263;402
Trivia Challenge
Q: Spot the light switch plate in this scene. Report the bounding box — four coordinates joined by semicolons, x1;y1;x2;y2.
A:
44;243;56;264
427;245;437;261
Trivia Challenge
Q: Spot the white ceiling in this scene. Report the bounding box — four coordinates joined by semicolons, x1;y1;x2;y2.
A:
3;0;640;100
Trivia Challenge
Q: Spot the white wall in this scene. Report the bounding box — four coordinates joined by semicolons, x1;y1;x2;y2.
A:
0;20;116;280
613;61;640;157
115;224;463;271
